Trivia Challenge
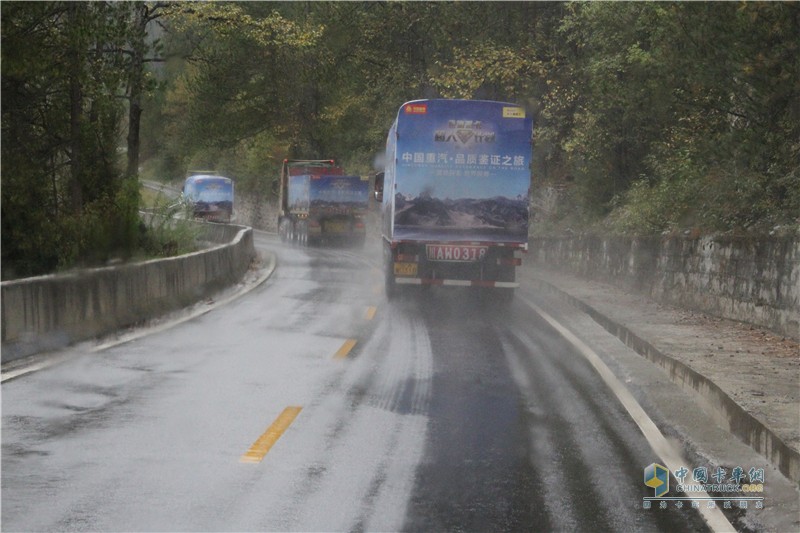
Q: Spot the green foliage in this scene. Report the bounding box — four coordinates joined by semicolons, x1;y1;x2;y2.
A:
144;1;797;235
530;2;800;234
2;1;146;279
55;179;141;268
137;196;201;259
4;1;798;279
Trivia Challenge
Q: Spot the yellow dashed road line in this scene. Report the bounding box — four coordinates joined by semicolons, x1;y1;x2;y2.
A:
240;406;303;464
334;339;357;359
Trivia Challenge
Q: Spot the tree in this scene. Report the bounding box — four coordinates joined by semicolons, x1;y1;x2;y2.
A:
1;1;148;278
125;2;168;179
542;2;799;233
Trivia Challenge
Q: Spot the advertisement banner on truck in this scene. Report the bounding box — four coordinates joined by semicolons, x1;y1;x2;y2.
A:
288;175;310;213
184;176;233;204
393;100;532;243
310;175;369;214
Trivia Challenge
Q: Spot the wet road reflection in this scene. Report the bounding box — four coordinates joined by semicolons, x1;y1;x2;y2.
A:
1;237;711;532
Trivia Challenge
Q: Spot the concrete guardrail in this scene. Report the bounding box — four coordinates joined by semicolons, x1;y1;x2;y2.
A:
1;222;256;363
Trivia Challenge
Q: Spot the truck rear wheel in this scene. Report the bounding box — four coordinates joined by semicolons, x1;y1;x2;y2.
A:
297;221;308;246
385;267;397;300
279;218;290;242
384;244;397;300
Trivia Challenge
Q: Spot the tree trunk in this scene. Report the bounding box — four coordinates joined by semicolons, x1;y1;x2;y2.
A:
126;3;148;179
68;2;84;214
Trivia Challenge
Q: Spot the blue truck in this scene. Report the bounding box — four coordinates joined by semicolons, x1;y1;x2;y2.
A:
181;173;234;223
377;99;533;299
278;159;370;246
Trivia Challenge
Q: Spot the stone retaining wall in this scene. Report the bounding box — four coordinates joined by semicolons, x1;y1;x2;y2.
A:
529;235;799;340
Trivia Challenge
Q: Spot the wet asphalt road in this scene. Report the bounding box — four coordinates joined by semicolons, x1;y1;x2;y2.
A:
2;234;710;532
398;290;707;533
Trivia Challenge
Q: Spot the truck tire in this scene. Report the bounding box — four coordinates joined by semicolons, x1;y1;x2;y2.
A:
297;221;308;246
384;244;397;300
385;266;397;300
279;218;290;242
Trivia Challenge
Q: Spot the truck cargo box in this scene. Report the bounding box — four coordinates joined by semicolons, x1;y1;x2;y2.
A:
278;159;369;246
380;99;533;299
181;174;234;223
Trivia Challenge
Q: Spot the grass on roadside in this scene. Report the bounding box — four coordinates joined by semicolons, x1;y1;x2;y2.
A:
138;184;201;259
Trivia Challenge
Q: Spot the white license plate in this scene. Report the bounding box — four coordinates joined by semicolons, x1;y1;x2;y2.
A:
426;245;488;262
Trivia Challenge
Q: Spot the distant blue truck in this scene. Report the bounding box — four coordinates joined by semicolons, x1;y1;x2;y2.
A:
181;173;234;223
377;99;533;299
277;159;370;246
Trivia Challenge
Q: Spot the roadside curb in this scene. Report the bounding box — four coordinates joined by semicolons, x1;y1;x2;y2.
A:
531;276;800;485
